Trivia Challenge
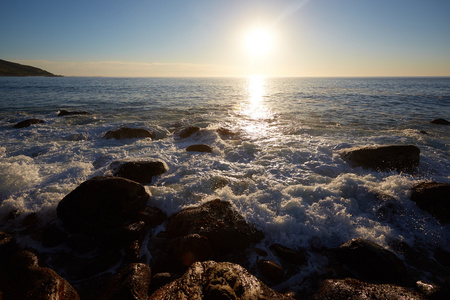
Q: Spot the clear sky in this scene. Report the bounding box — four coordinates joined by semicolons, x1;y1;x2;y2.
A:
1;0;450;77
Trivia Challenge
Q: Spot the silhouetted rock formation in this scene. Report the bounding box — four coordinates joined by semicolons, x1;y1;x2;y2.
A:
112;161;168;184
186;144;213;153
57;110;90;117
430;118;450;125
104;127;155;140
13;118;45;128
411;181;450;224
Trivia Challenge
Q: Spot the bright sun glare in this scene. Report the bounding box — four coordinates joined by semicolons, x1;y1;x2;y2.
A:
244;27;273;57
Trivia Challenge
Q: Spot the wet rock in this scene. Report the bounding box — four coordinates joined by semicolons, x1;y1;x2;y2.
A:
336;238;408;285
166;199;264;250
58;110;90;117
94;221;147;248
66;233;96;255
149;272;179;294
42;221;67;248
313;278;424;300
258;260;284;283
13;118;45;128
269;244;307;266
171;234;212;266
104;127;155;140
112;161;168;184
411;182;450;224
135;206;167;228
101;263;151;300
186;144;213;153
0;231;18;261
149;261;293;299
342;144;420;172
177;126;200;138
5;250;80;300
56;176;149;231
430;118;450;125
77;250;122;279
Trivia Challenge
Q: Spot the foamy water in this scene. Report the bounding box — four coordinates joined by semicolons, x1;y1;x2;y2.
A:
1;76;449;285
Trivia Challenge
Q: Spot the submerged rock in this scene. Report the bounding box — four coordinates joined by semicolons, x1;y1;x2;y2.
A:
177;126;201;138
430;118;450;125
149;261;293;299
336;238;408;285
58;110;90;117
104;127;155;140
166;199;264;250
56;176;149;231
411;181;450;224
186;144;213;153
313;278;424;300
342;145;420;172
13;118;45;128
112;161;168;184
258;260;284;283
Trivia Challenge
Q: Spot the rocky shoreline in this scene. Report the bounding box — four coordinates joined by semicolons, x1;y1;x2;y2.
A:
1;115;449;299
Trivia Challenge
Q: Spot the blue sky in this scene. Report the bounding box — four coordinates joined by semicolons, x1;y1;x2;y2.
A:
1;0;450;76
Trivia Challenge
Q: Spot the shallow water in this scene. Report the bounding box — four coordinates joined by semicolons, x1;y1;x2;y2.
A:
1;76;449;287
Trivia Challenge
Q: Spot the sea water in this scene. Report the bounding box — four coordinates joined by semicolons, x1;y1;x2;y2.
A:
0;76;449;287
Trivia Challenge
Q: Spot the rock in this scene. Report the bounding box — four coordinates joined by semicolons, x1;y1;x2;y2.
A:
166;199;264;250
66;233;96;255
411;182;450;224
77;250;122;279
269;244;307;266
171;234;212;266
5;250;80;300
217;127;238;138
430;118;450;125
58;110;90;117
342;145;420;172
149;272;179;294
149;261;293;299
13;119;45;128
101;263;151;300
42;222;67;248
186;144;213;153
94;221;147;248
113;161;168;184
135;206;167;228
56;176;149;231
415;280;450;300
0;231;18;261
177;126;200;138
336;238;408;285
258;260;284;283
104;127;155;140
313;278;424;300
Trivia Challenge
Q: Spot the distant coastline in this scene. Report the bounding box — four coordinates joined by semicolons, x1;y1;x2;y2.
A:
0;59;62;77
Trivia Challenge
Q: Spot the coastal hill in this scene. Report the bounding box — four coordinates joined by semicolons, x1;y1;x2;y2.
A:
0;59;61;77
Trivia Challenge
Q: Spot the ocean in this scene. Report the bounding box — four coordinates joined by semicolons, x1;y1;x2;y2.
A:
1;76;449;289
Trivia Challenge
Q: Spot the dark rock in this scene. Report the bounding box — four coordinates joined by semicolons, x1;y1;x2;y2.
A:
434;248;450;267
113;161;168;184
123;240;141;264
171;234;212;266
430;118;450;125
104;127;155;140
186;144;213;153
342;144;420;172
56;176;150;231
336;238;408;284
149;261;293;299
217;128;238;139
94;221;147;248
78;250;122;279
101;263;151;300
420;130;428;135
5;250;80;300
0;231;18;261
258;260;284;283
269;244;307;266
149;272;179;294
58;110;90;117
411;182;450;224
42;222;67;248
177;126;200;138
13;118;45;128
166;199;264;250
66;233;96;255
135;206;167;228
313;278;424;300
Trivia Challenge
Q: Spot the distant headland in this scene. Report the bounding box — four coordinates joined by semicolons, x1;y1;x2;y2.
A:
0;59;62;77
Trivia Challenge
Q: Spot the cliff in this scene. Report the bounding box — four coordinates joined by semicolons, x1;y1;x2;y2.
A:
0;59;61;77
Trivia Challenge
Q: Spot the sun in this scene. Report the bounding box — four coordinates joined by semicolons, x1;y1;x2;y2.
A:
244;27;273;57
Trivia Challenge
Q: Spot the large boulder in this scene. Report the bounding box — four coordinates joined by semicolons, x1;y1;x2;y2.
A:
58;110;90;117
430;118;450;125
313;278;424;300
149;261;293;299
56;176;149;231
411;182;450;224
101;263;151;300
186;144;213;153
104;127;155;140
342;145;420;172
335;238;408;285
13;118;45;128
177;126;200;139
113;161;168;184
166;199;264;250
